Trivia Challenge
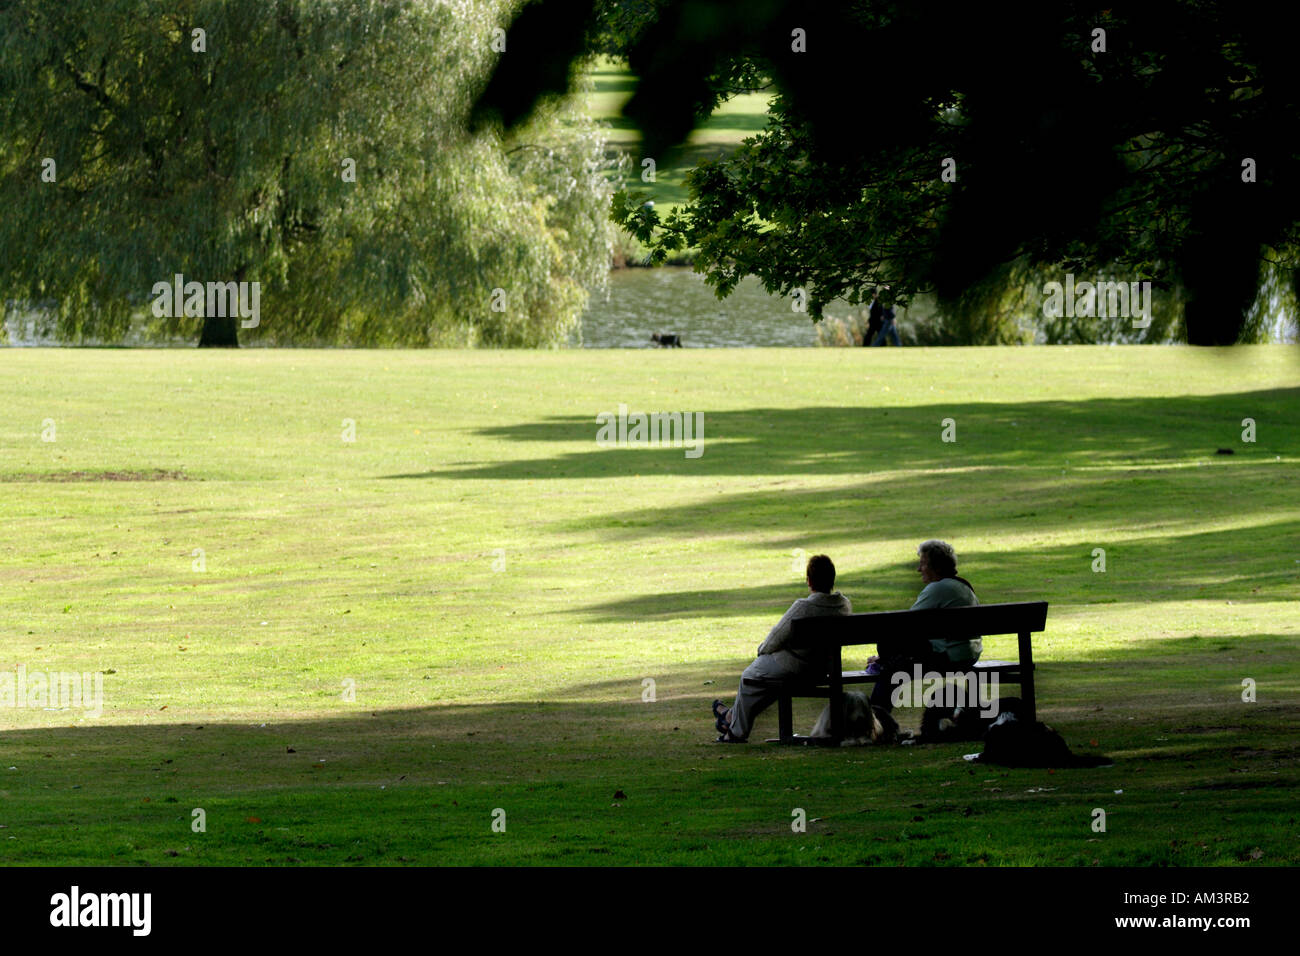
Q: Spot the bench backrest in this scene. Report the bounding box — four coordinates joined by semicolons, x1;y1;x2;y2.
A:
789;601;1048;647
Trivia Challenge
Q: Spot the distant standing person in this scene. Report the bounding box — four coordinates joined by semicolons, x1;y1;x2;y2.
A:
871;301;901;347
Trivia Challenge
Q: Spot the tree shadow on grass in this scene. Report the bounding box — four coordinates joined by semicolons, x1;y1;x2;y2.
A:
566;516;1300;623
603;113;769;134
549;459;1296;552
5;636;1295;771
591;70;637;95
384;389;1300;482
4;638;1296;863
545;630;1298;688
384;389;1298;635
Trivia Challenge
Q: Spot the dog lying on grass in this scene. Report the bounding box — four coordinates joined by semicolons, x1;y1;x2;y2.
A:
810;693;1111;767
810;691;901;745
920;696;1113;766
974;708;1114;768
810;692;1011;746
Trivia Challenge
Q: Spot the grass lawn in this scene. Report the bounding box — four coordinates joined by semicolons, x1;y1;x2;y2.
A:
585;56;770;213
1;346;1298;866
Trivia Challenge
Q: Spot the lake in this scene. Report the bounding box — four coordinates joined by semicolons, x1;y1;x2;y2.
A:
4;269;835;348
573;267;828;347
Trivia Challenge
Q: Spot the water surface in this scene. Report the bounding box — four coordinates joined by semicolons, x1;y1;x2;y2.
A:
574;268;826;347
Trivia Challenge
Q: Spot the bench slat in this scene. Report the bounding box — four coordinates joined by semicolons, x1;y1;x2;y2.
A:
789;600;1047;646
743;659;1028;689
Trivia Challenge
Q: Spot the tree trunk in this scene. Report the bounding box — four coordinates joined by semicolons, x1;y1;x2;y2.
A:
1184;299;1246;346
1179;182;1265;346
1181;247;1256;346
197;264;247;347
196;314;240;348
198;315;240;347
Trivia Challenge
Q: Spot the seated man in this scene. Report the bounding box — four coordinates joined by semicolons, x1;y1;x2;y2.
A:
712;554;851;742
869;539;980;713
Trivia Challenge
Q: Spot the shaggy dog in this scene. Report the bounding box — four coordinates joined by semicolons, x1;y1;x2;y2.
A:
810;691;901;745
809;693;1012;746
651;333;682;347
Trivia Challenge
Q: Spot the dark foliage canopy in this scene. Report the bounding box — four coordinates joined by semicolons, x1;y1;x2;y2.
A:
474;0;1300;344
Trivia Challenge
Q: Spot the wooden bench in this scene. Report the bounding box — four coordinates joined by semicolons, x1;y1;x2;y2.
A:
742;601;1047;745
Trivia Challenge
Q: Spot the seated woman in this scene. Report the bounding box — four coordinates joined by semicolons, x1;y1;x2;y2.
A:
868;539;980;713
712;554;851;742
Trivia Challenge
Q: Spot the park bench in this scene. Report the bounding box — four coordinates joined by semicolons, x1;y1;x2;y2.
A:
742;601;1047;745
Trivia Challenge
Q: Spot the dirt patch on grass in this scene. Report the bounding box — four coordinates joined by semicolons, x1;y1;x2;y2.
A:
1172;725;1247;734
1188;778;1297;791
0;469;191;482
1231;746;1300;761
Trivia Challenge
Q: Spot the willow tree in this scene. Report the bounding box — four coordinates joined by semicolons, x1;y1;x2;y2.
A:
0;0;613;346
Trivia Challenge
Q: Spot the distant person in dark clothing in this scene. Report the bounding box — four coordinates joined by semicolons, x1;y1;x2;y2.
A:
871;302;901;346
863;289;883;346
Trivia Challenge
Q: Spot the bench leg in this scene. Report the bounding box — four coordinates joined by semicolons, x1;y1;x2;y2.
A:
1018;630;1037;723
778;694;793;742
